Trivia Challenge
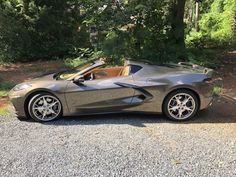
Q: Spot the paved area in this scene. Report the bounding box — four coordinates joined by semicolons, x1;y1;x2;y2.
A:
0;97;235;177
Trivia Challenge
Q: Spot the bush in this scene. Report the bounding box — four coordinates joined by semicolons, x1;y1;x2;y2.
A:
0;10;31;62
186;48;221;68
186;0;236;48
0;0;91;62
64;48;104;68
186;30;208;48
213;86;222;96
0;81;16;98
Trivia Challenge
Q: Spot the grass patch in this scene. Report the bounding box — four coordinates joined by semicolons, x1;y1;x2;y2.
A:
0;81;17;98
0;107;9;116
213;86;222;96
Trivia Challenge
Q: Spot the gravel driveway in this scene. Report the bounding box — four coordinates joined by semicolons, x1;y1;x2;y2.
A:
0;97;236;177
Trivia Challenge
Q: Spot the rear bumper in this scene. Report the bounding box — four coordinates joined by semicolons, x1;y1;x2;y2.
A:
197;81;214;110
200;96;213;110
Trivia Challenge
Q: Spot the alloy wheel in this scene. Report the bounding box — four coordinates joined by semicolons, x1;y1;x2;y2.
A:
29;95;61;121
167;93;196;120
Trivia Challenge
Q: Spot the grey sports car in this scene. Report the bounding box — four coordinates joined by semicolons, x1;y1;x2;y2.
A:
9;59;214;122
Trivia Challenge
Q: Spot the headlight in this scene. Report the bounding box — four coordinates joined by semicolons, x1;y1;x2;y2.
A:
13;83;32;91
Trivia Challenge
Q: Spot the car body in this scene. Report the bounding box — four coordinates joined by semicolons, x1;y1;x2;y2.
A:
9;59;214;122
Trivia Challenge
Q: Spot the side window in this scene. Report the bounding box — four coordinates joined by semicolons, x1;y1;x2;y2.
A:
129;65;142;75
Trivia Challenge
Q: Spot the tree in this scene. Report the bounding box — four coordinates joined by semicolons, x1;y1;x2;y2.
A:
195;0;200;31
2;0;234;63
0;0;91;61
170;0;186;47
186;0;236;48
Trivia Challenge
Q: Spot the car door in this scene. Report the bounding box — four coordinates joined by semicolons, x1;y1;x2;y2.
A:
65;76;136;114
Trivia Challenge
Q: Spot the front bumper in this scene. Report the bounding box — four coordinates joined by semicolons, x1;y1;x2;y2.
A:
9;91;27;117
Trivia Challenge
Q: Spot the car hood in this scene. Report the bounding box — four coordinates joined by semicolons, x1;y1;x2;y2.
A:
31;73;55;81
18;72;69;93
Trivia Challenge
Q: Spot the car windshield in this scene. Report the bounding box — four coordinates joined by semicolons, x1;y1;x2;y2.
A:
55;61;94;80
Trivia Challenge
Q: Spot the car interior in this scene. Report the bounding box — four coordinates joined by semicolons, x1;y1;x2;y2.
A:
83;64;130;81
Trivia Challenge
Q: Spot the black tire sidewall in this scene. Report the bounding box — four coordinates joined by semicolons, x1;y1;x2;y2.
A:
163;89;199;121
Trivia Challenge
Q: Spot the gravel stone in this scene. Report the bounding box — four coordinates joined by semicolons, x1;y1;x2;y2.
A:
0;98;236;177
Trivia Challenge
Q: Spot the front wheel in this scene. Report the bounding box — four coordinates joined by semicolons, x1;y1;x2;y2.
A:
163;90;199;121
28;93;62;122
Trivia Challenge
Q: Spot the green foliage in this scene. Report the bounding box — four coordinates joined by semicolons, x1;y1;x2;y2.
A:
84;0;187;62
0;0;187;63
64;57;89;69
186;30;211;48
64;48;104;68
186;0;236;48
0;0;235;65
0;107;9;116
0;81;16;98
213;86;222;96
186;48;221;68
0;0;91;62
0;7;31;61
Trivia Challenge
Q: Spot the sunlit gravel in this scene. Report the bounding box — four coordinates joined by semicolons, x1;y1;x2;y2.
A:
0;102;236;176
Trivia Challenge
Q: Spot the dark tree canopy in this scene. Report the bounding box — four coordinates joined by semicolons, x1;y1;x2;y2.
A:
0;0;235;63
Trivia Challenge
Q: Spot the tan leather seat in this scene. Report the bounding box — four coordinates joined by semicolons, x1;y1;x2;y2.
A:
84;65;129;80
93;67;122;76
119;65;130;76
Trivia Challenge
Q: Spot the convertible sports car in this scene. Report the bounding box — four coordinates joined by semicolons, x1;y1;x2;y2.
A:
9;59;214;122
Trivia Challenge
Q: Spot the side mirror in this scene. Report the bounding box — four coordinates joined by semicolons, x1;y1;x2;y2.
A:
73;75;84;83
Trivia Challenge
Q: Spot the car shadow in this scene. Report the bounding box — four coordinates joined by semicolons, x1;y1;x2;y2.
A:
38;97;236;127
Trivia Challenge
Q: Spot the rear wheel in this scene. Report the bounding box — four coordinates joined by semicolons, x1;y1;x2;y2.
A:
16;116;30;121
28;93;62;122
163;89;199;121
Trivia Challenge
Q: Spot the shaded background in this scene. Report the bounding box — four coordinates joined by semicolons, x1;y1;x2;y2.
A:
0;0;235;66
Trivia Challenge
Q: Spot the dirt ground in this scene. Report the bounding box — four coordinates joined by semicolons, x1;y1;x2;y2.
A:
0;60;65;83
0;99;8;107
217;51;236;99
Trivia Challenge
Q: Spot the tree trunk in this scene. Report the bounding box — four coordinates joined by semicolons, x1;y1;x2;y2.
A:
189;6;193;25
195;1;200;32
23;0;29;15
170;0;186;47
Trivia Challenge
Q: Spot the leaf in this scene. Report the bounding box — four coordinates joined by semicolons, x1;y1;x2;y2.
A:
135;4;147;11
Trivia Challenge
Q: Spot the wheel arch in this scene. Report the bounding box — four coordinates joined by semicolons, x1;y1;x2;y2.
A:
162;87;201;113
24;89;63;118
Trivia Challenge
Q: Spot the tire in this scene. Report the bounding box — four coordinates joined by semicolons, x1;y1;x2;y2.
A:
16;116;30;121
163;89;199;121
28;93;62;122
